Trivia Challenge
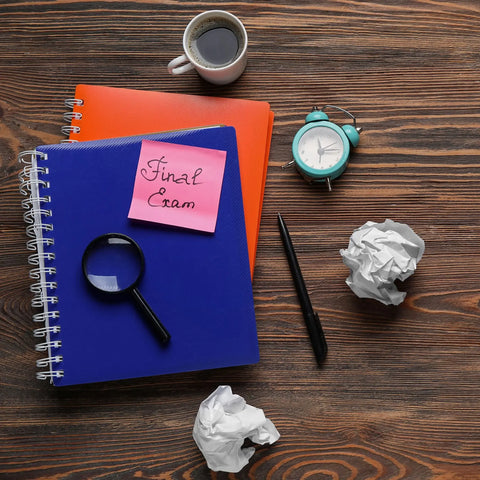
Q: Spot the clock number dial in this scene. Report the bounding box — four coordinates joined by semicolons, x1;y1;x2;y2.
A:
298;126;344;171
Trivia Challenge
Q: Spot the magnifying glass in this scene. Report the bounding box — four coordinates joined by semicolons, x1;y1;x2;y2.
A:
82;233;171;344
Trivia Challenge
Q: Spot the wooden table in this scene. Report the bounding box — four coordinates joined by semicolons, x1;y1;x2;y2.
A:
1;1;480;478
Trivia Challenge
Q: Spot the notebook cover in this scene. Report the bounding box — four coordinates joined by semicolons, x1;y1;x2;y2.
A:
33;126;259;386
66;84;274;275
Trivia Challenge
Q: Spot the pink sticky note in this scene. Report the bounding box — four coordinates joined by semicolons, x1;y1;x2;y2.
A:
128;140;227;233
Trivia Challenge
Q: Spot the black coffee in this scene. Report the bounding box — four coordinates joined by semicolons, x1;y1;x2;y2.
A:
193;27;239;67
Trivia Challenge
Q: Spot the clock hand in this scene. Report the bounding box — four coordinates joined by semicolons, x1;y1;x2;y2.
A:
317;138;324;157
317;141;338;159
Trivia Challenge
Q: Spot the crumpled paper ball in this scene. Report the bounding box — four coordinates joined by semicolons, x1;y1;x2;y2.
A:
340;219;425;305
192;385;280;473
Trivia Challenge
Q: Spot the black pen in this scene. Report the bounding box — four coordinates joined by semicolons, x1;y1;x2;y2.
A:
277;213;328;365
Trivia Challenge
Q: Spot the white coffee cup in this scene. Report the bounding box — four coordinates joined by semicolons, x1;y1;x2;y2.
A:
167;10;248;85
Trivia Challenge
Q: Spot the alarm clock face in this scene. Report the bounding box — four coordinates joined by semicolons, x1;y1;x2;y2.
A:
297;125;345;171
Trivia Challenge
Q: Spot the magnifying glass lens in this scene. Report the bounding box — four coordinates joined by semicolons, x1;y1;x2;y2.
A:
83;235;143;292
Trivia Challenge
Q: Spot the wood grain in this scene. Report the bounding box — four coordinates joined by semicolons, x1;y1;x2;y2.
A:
1;1;480;478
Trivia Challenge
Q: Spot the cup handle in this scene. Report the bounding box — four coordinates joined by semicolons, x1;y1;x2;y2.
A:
167;54;195;75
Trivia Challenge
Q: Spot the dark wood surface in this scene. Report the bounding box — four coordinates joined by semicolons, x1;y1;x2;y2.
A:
1;1;480;479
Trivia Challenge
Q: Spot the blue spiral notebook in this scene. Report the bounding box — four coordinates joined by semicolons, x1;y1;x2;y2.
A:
20;126;259;386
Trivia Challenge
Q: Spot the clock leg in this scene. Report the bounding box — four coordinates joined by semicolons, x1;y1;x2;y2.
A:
326;177;332;191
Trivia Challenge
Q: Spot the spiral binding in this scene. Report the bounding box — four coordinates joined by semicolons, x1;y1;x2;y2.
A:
61;98;84;143
18;149;63;382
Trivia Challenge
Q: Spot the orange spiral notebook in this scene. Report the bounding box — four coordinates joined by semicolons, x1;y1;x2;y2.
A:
63;84;274;275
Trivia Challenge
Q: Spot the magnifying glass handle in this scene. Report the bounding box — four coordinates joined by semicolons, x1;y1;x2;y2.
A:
131;288;171;343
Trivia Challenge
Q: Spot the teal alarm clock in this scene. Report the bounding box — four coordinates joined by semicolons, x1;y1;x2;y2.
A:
288;105;362;190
